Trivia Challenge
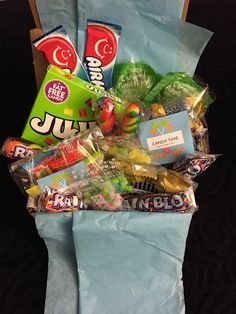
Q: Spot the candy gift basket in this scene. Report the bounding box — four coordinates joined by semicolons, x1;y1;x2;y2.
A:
0;0;221;313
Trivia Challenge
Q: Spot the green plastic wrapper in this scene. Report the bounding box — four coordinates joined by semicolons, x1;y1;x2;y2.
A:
112;62;163;102
143;72;215;110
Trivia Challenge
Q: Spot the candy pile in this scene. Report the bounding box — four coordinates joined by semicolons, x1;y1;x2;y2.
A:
0;17;219;215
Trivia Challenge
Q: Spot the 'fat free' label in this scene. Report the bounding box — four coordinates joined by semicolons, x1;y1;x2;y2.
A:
45;80;69;103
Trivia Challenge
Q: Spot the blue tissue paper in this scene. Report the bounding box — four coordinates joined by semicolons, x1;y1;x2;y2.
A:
35;211;192;314
35;213;79;314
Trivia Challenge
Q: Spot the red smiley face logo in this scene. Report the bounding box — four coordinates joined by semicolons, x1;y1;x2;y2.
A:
37;36;78;73
85;25;117;67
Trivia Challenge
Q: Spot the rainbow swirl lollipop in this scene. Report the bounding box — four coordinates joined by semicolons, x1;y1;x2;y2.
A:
121;103;141;136
97;97;117;136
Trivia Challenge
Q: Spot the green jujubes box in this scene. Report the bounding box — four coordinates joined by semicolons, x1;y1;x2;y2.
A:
22;65;123;147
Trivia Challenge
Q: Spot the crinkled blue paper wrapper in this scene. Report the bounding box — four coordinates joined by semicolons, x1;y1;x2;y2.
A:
36;211;192;314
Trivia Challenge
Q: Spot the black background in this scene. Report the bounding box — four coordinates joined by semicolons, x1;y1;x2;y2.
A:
0;0;236;313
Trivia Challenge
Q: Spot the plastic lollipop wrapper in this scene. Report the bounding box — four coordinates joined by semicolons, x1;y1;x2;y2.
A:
190;116;210;154
112;160;167;182
112;61;163;102
142;90;212;154
171;152;221;179
98;139;198;193
75;125;104;143
98;136;154;164
130;166;198;193
92;96;144;138
121;186;198;213
56;173;126;211
83;178;124;211
0;137;42;159
8;131;104;198
92;96;119;136
143;72;215;113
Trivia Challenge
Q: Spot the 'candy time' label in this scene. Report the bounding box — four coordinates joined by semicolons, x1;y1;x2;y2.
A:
139;111;194;164
147;130;184;151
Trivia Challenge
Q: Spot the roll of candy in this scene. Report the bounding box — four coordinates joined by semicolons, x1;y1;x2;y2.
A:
172;152;219;179
38;186;84;212
0;137;41;159
121;103;141;137
122;188;197;213
96;97;117;136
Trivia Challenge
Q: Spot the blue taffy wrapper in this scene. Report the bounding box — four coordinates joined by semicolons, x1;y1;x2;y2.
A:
36;211;192;314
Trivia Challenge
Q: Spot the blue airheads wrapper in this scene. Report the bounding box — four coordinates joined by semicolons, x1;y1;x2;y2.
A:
83;19;121;90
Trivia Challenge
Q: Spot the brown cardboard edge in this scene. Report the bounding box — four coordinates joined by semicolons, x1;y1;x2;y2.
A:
28;0;41;29
181;0;190;21
28;0;47;90
30;28;49;90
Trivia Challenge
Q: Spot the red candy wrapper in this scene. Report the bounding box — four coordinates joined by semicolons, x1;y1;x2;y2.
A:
122;188;197;213
33;25;89;81
0;137;42;159
38;186;85;213
83;19;121;90
8;128;104;197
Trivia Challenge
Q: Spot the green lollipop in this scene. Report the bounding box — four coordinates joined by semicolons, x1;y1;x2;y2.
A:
112;62;162;101
143;72;215;110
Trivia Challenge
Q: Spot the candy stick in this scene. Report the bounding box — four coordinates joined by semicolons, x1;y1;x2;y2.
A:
121;103;141;137
96;97;117;136
1;137;41;159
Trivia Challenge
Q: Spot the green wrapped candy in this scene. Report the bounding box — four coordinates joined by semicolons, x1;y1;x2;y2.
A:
112;62;162;101
143;72;215;110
